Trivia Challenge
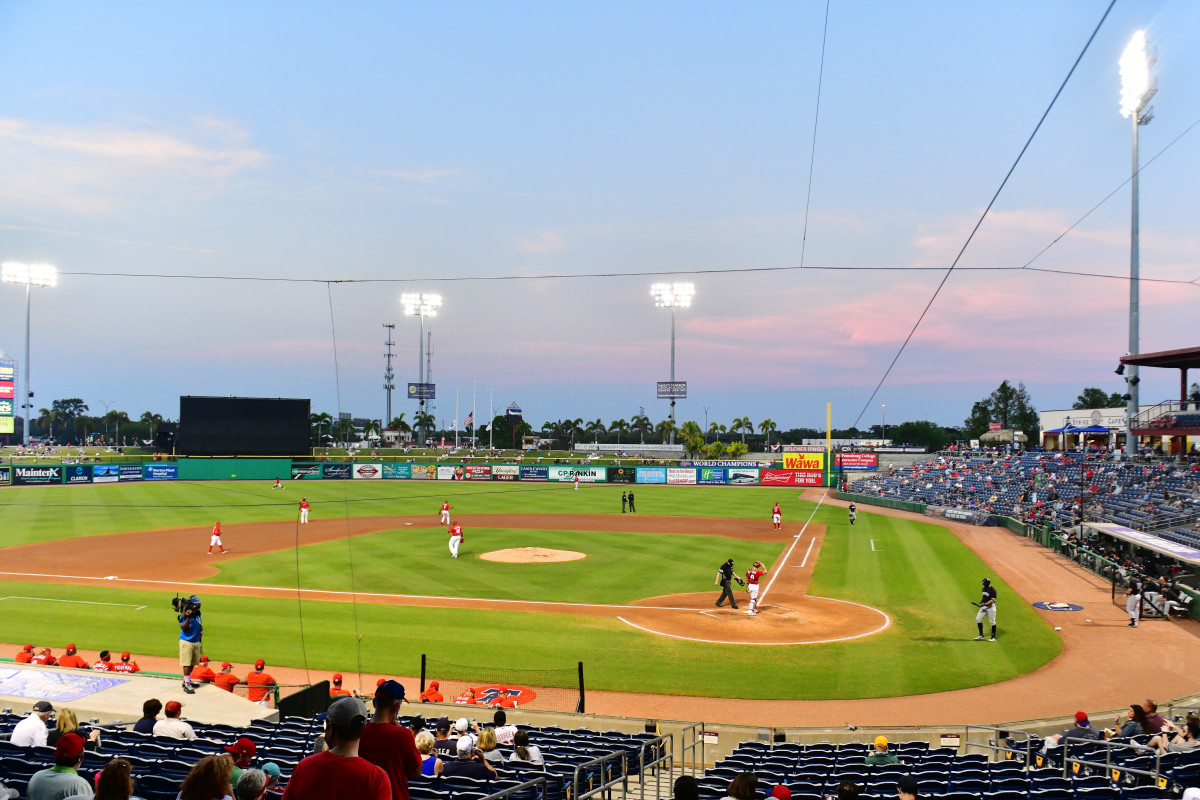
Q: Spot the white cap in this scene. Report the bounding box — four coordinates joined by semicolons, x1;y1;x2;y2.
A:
457;736;473;755
455;718;469;733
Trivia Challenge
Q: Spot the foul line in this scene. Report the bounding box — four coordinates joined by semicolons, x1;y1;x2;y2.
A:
871;539;878;552
799;538;816;568
0;595;146;610
759;489;827;605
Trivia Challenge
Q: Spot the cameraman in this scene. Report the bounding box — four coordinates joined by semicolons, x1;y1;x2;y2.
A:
176;595;203;694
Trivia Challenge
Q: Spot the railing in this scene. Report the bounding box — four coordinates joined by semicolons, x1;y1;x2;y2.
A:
1062;737;1161;784
1132;399;1200;430
481;776;549;800
964;724;1034;765
1168;704;1200;721
680;723;703;776
572;750;628;800
638;734;674;800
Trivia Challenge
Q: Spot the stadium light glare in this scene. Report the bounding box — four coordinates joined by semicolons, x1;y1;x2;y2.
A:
2;262;58;447
650;282;694;309
1118;31;1156;119
401;292;442;318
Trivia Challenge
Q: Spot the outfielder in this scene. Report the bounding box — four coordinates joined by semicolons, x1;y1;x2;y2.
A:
848;503;857;526
745;561;767;615
208;521;228;555
771;503;782;531
448;520;464;558
299;496;310;523
272;476;284;490
1125;574;1142;628
974;578;997;641
440;501;452;525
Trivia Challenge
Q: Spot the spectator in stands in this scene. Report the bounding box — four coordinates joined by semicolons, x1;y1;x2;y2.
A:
247;660;276;707
92;757;137;800
10;700;54;747
191;655;218;684
724;772;757;800
133;699;162;734
418;681;442;703
1042;711;1102;750
330;674;353;697
415;730;443;777
26;732;90;800
56;643;88;669
835;781;859;800
768;787;789;800
359;680;422;800
225;738;257;785
477;727;504;765
442;736;498;780
1112;704;1151;738
153;700;198;740
491;710;517;746
46;708;101;751
113;652;140;674
432;717;455;756
14;643;35;663
673;776;698;800
31;647;57;666
865;735;899;765
1148;714;1200;755
1143;699;1168;734
281;696;390;800
454;718;479;749
897;775;918;800
92;651;114;671
508;729;543;766
214;662;241;693
234;769;268;800
179;754;234;800
260;763;282;794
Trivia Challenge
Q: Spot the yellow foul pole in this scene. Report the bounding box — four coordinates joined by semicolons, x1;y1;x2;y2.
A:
826;402;832;487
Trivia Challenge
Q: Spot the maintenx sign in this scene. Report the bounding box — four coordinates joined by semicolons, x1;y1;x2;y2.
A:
14;465;62;485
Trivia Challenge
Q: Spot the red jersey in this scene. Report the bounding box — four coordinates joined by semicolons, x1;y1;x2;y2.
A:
213;522;222;536
454;691;477;705
745;569;766;585
441;503;450;512
772;504;781;516
247;671;276;702
191;663;217;683
14;651;33;664
281;750;390;800
359;721;422;800
330;687;353;697
449;525;462;537
300;500;310;510
31;653;57;666
92;660;113;671
56;654;89;669
214;672;241;692
113;661;140;673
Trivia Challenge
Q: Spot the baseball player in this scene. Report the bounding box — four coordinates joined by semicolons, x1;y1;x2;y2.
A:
272;476;284;490
448;520;464;558
574;474;580;491
745;561;767;615
1126;574;1143;628
974;577;997;641
714;559;742;609
299;497;310;524
208;521;228;555
848;503;857;526
440;501;452;525
771;503;782;531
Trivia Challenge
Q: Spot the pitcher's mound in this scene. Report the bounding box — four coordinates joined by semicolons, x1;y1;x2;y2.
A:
480;547;587;563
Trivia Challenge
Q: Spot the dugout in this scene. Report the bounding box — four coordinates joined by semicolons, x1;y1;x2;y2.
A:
1082;521;1200;619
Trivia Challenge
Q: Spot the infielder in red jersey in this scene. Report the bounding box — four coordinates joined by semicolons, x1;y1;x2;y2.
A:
745;561;767;616
440;501;452;525
208;521;228;554
771;503;782;530
448;521;464;558
299;497;310;523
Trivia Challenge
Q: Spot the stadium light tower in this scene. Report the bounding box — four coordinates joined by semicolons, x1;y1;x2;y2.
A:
1119;30;1156;446
2;262;58;447
401;293;442;437
651;282;694;444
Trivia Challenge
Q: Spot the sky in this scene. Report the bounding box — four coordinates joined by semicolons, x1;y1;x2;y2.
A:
1;1;1198;433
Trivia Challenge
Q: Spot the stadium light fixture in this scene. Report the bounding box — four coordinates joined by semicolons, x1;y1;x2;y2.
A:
2;262;58;447
400;293;442;441
1115;363;1125;376
651;282;695;444
1119;30;1156;446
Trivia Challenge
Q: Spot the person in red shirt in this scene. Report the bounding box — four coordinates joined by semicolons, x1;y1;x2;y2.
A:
247;659;277;707
745;561;767;616
31;648;57;666
282;696;390;800
359;681;422;800
299;497;310;524
419;681;443;703
454;688;478;705
209;521;228;555
439;501;452;525
92;650;114;671
112;652;140;673
330;674;353;698
214;662;241;693
448;522;464;559
14;644;35;663
771;503;782;530
190;655;217;684
56;644;88;669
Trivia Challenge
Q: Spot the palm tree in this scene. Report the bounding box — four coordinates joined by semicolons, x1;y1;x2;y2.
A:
654;418;677;444
609;418;629;444
362;418;382;442
758;418;778;449
36;407;59;442
679;420;703;440
732;416;753;444
310;412;333;446
585;418;607;444
568;418;584;448
630;414;652;444
139;411;163;445
414;411;436;445
103;410;131;446
387;413;410;433
708;421;726;443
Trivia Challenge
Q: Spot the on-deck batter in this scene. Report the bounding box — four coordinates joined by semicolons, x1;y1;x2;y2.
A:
974;577;997;641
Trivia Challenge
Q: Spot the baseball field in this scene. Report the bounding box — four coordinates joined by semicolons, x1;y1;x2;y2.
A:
0;480;1063;701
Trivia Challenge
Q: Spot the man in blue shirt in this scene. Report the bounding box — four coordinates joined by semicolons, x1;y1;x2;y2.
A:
178;595;203;694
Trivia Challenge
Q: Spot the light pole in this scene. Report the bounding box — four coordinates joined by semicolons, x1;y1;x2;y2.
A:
401;293;442;443
881;403;886;442
651;282;694;444
1119;30;1156;447
2;262;57;447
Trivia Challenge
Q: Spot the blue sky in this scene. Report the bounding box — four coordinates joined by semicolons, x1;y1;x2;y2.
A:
1;1;1198;432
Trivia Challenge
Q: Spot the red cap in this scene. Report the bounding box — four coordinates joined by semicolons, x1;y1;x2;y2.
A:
255;659;265;669
199;655;209;662
55;732;84;762
376;678;386;687
332;673;342;682
121;652;131;661
224;737;257;757
165;700;183;716
65;643;76;652
22;644;34;652
1075;711;1089;724
221;662;233;669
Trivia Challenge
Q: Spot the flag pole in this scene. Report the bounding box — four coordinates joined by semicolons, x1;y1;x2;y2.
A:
455;386;459;450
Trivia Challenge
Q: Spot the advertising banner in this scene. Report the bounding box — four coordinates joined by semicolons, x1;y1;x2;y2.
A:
0;364;14;380
656;381;688;398
834;453;878;470
697;467;727;485
436;465;461;481
667;468;697;485
607;466;636;483
119;464;143;482
0;417;13;434
382;464;412;479
464;466;492;480
0;466;10;485
290;463;323;480
411;464;436;480
0;383;13;399
782;453;825;470
407;383;436;400
353;463;383;480
143;464;178;481
519;465;548;482
92;464;120;484
636;467;667;484
679;460;774;468
14;465;62;485
0;399;13;417
783;444;827;452
64;465;93;484
492;464;519;481
726;468;760;485
760;469;824;486
548;465;607;483
322;463;352;480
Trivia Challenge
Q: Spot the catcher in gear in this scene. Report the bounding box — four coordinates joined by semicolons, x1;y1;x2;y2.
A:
745;560;767;616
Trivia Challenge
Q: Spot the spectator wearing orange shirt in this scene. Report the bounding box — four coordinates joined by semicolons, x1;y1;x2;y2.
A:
247;659;276;707
56;644;88;669
31;648;58;666
92;651;114;671
14;644;35;663
419;681;443;703
190;655;217;684
214;662;241;693
330;674;353;698
112;652;141;673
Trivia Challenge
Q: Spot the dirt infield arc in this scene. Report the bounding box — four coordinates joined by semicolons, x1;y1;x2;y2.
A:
0;513;885;646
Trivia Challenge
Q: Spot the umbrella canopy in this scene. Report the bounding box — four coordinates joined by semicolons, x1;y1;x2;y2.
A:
979;428;1028;443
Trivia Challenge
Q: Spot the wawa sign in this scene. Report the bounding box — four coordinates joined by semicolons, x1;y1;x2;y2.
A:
782;453;825;470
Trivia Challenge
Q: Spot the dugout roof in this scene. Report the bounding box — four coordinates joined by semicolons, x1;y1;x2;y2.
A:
1085;522;1200;568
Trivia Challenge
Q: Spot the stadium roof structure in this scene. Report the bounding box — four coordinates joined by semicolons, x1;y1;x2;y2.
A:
1120;345;1200;372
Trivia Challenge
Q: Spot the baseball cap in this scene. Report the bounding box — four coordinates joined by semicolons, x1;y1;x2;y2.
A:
224;737;257;757
22;644;34;653
55;732;84;762
770;786;791;800
165;700;183;716
332;673;342;682
262;762;282;780
376;678;386;687
435;716;451;732
898;775;919;795
121;652;131;661
455;717;469;732
255;659;265;669
326;696;368;728
199;655;209;663
1075;711;1089;725
375;680;405;704
32;700;54;713
456;735;474;755
875;736;888;748
65;643;76;652
222;662;232;669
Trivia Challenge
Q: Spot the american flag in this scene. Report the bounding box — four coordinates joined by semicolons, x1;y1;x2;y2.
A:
465;413;474;428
